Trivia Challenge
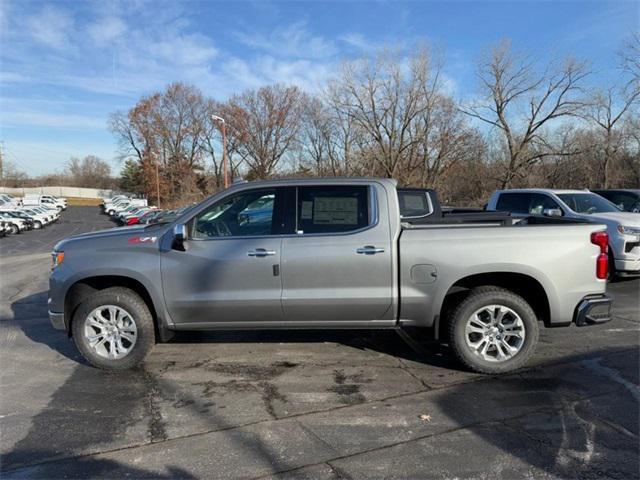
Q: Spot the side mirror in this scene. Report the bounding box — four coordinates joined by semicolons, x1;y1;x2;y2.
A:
172;224;187;250
543;208;562;217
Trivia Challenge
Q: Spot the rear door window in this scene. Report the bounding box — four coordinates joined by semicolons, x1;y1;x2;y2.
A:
496;193;531;214
296;186;370;234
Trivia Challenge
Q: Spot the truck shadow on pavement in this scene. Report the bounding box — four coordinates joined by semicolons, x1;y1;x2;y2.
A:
4;291;639;478
8;290;462;371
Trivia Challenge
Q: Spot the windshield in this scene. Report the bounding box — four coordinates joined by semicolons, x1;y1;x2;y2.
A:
558;193;621;214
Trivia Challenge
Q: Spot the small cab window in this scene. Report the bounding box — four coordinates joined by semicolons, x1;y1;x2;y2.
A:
192;189;277;238
398;190;432;218
297;185;369;234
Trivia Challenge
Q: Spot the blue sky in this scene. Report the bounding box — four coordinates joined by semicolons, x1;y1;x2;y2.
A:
1;0;638;176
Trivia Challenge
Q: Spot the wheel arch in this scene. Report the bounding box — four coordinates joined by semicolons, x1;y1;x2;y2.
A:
436;272;552;339
64;275;173;342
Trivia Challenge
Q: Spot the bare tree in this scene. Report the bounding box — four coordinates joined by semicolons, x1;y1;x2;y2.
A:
327;48;445;182
65;155;112;188
582;88;639;187
223;84;306;179
464;40;590;188
109;83;209;203
620;32;640;86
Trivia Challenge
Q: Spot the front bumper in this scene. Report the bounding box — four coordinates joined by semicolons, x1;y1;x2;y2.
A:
614;257;640;277
574;295;612;326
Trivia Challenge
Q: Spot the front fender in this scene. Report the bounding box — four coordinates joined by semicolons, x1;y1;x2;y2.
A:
48;246;173;333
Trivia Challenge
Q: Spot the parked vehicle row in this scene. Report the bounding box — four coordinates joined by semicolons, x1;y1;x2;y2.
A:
102;195;199;227
102;195;148;216
0;194;65;236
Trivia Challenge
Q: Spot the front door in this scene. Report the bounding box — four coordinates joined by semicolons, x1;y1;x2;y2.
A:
281;184;393;322
162;188;287;326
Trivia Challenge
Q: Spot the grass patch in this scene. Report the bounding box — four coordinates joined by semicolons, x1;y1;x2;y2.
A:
66;197;103;206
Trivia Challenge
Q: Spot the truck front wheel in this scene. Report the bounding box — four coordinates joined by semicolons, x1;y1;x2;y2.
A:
71;287;156;370
447;286;539;374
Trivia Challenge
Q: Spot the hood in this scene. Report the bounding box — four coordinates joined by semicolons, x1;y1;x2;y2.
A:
53;223;171;251
587;212;640;227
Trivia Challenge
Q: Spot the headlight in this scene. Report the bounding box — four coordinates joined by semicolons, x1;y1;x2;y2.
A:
51;251;65;268
617;225;639;235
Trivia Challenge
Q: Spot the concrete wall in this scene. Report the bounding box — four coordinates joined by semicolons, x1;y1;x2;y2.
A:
0;186;120;199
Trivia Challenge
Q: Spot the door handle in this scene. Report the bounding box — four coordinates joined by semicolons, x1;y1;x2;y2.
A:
247;248;276;257
356;246;385;255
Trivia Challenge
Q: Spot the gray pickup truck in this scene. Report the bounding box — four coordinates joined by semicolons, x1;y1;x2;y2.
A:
49;178;612;373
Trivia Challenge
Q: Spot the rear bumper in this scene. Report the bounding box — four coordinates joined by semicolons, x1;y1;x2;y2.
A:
49;310;66;330
574;295;612;326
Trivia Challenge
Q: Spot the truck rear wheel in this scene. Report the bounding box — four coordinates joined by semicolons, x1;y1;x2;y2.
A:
447;286;539;374
71;287;155;370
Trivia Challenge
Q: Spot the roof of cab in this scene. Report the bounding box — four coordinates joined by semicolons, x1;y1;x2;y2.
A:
496;188;591;195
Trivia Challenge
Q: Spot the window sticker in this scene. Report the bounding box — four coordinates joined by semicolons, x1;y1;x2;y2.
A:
300;201;313;219
313;197;358;225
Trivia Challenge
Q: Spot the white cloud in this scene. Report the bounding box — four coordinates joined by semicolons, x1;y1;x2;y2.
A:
236;21;338;59
340;33;377;53
24;6;74;49
87;16;126;44
252;56;334;93
144;33;218;66
2;111;106;130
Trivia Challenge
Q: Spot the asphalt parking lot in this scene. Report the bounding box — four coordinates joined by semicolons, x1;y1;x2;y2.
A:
0;206;638;479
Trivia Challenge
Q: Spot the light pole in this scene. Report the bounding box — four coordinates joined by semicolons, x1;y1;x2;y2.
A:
211;115;229;188
155;159;161;208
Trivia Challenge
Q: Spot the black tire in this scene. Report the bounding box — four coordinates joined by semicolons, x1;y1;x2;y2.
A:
33;220;42;229
447;286;539;374
71;287;156;370
8;224;19;235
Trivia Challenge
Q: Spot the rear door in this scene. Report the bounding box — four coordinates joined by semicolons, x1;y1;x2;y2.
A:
281;183;393;322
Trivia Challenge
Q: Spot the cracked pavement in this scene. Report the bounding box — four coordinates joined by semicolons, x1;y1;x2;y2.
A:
1;207;638;479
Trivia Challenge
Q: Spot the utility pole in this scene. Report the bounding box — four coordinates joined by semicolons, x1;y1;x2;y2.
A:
211;115;229;188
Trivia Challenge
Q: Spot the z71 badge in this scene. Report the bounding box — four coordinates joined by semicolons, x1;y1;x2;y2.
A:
128;236;157;244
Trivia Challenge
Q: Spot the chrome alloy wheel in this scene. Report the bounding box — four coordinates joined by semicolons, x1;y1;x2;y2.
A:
83;305;137;359
464;305;525;362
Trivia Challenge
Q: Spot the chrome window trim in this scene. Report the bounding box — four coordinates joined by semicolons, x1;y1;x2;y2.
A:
187;184;381;242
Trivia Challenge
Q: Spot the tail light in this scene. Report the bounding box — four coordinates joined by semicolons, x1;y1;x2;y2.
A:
127;217;139;225
590;231;609;280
